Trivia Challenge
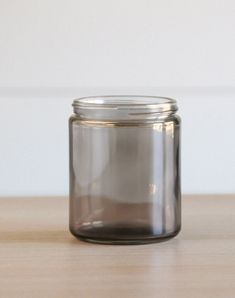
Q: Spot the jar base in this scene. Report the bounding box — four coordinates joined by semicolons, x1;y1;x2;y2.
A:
70;224;181;245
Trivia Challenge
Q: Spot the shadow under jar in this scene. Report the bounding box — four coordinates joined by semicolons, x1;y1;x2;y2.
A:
69;96;181;244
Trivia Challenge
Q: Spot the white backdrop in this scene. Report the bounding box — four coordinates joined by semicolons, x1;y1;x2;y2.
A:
0;0;234;195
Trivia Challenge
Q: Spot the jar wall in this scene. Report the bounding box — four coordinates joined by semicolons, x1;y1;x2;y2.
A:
69;115;181;244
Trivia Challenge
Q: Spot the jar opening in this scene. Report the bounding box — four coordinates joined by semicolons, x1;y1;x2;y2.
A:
72;95;178;121
74;95;176;108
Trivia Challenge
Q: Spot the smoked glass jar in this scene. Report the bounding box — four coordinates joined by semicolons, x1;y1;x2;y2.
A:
69;96;181;244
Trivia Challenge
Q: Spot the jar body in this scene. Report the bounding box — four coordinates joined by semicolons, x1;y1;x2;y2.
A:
69;102;181;244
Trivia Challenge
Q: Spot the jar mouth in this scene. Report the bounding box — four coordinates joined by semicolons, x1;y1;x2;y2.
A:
72;95;178;121
73;95;177;113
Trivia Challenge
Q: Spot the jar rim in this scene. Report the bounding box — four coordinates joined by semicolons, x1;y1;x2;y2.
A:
73;95;177;113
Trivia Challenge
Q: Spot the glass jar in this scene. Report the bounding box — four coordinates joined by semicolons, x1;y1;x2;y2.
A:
69;96;181;244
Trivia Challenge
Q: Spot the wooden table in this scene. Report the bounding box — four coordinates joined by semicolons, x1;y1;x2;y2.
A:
0;195;235;298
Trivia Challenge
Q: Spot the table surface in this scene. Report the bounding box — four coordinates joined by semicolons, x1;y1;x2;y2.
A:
0;195;235;298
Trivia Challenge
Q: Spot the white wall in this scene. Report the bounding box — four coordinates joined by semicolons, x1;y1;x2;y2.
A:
0;0;235;195
1;0;235;88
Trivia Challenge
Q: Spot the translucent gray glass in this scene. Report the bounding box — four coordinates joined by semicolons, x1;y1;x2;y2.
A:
69;96;181;244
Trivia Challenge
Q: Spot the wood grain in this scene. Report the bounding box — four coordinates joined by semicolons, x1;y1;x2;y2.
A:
0;195;235;298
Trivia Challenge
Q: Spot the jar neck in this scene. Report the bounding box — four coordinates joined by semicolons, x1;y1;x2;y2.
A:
72;96;178;121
